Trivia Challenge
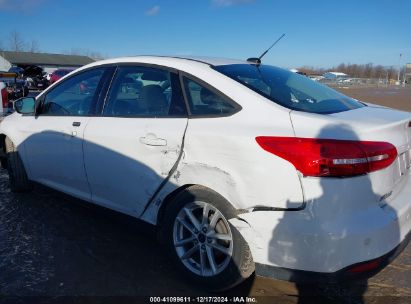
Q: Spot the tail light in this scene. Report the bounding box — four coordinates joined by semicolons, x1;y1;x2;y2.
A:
256;137;397;177
347;258;381;274
1;87;8;109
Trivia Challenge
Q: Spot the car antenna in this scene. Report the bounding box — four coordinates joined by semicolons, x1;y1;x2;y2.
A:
247;33;286;65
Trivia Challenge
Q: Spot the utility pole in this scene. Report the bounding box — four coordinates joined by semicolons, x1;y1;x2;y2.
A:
386;71;389;87
397;53;402;84
402;60;407;87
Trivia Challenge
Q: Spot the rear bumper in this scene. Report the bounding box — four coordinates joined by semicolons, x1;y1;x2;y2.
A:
231;172;411;281
254;230;410;283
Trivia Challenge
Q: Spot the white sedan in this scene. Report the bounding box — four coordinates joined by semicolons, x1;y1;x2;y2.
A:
1;56;410;290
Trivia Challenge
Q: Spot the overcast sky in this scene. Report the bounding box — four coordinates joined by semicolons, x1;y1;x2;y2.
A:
0;0;410;69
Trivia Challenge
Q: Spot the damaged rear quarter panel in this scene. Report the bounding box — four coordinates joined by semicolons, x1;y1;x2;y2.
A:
140;97;305;224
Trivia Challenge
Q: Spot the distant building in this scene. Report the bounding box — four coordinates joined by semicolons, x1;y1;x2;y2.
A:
290;68;307;76
323;72;348;80
308;74;324;82
0;51;95;73
405;63;411;83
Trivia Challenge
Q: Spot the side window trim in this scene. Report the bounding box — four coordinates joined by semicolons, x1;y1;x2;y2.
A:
178;72;192;116
96;66;117;115
87;66;116;116
179;72;242;118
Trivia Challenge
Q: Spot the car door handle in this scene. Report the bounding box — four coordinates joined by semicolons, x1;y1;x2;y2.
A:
72;121;81;127
139;135;167;146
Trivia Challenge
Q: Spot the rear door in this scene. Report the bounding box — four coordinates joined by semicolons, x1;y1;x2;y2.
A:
83;65;188;215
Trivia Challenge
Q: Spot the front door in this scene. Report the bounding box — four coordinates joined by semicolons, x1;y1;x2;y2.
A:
22;67;107;201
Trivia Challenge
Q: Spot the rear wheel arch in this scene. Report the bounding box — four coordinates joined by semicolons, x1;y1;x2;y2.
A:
156;184;194;231
157;184;240;233
159;184;255;290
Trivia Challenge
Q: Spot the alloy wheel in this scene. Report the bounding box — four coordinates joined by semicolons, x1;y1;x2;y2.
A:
173;201;233;277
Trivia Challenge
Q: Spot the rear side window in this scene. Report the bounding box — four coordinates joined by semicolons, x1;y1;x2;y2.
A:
214;64;365;114
104;66;187;117
183;77;239;116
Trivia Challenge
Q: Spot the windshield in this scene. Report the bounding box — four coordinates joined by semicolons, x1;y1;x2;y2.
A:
214;64;365;114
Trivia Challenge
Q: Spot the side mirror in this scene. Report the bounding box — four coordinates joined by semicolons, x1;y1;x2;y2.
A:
14;97;35;114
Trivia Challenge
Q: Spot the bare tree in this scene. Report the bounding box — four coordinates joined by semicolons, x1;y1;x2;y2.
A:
387;66;397;80
9;31;26;51
298;62;401;81
63;48;105;60
363;63;373;78
29;40;40;53
87;51;104;60
374;65;385;79
337;63;346;72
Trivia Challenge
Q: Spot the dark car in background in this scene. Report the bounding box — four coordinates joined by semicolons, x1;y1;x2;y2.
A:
8;65;49;90
8;66;25;77
49;68;74;84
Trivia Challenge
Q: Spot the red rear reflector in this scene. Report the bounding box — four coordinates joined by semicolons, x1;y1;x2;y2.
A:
347;259;381;274
256;137;397;177
1;88;8;109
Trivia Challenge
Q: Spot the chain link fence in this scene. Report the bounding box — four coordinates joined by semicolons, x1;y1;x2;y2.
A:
319;78;410;89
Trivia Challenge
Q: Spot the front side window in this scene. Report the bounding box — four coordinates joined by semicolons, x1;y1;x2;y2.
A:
214;64;365;114
42;68;105;116
104;66;187;117
183;77;238;116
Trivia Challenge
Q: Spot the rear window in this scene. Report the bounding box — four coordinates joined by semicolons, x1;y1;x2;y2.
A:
214;64;365;114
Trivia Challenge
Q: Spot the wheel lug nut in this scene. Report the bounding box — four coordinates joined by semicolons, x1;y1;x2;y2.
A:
201;245;206;250
207;238;212;243
202;227;207;233
194;229;199;234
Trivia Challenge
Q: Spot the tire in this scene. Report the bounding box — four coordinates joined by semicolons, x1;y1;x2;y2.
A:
162;185;254;291
5;137;32;192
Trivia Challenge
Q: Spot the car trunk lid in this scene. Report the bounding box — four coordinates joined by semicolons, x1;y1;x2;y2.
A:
290;105;411;205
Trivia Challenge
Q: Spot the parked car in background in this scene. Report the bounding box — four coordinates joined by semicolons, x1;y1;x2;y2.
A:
8;66;24;77
0;72;29;115
49;68;75;84
0;81;7;115
8;65;49;90
1;56;410;291
44;73;52;82
24;66;48;90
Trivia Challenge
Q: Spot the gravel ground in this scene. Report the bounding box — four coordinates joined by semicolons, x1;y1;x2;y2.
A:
0;169;410;303
0;87;410;303
337;86;411;112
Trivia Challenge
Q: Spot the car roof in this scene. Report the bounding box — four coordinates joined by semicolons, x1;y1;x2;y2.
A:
81;55;250;71
121;55;246;66
162;56;248;66
56;56;258;91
